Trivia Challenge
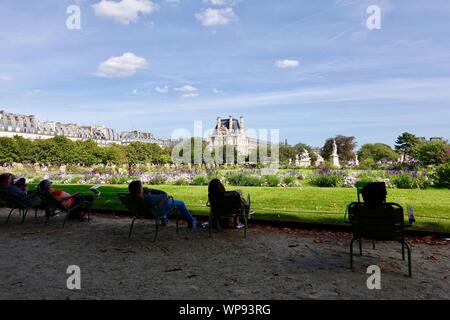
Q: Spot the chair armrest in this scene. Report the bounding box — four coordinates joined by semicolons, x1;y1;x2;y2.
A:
21;191;38;201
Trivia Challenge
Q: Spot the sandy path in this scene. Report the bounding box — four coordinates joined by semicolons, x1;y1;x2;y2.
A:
0;209;449;300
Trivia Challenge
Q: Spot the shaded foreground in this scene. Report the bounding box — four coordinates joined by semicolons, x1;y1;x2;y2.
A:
0;211;449;300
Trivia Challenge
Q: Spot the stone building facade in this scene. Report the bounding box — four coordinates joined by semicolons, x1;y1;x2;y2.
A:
0;110;162;147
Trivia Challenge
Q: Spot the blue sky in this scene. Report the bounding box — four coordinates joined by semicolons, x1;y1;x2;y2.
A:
0;0;449;148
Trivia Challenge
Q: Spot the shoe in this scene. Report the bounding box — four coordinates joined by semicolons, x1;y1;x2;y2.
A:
161;218;169;227
201;222;209;229
235;223;245;229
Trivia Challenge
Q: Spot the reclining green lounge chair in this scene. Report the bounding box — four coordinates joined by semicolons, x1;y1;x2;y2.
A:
207;193;252;238
0;189;41;224
117;193;180;240
37;185;91;227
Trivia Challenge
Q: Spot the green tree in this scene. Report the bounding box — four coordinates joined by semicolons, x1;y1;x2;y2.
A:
395;132;421;156
413;140;449;166
102;144;127;164
358;143;398;162
0;137;19;164
321;135;357;162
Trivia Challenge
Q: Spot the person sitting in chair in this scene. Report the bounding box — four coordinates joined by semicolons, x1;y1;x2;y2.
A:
0;173;40;207
38;180;93;221
128;181;197;230
361;182;390;209
208;179;249;229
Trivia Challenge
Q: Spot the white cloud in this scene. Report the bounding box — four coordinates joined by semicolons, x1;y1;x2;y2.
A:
132;89;141;94
195;8;236;27
174;84;198;93
275;59;300;69
204;0;226;5
181;93;199;99
213;88;222;94
0;75;11;81
96;52;148;78
155;85;169;93
92;0;159;25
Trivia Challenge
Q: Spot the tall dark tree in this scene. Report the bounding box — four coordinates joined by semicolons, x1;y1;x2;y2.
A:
321;135;357;162
395;132;421;156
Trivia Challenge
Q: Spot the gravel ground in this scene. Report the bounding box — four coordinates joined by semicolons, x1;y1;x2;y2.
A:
0;209;449;300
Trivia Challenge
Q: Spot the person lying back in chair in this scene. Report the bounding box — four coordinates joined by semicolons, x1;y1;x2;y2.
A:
38;180;93;221
0;173;40;207
128;181;197;230
208;179;249;229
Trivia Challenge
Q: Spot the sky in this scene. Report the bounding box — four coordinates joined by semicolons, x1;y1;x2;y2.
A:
0;0;449;148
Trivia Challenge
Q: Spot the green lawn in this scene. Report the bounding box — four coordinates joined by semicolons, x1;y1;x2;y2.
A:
46;184;450;234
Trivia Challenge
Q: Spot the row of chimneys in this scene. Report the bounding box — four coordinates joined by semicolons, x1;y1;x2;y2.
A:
217;116;245;130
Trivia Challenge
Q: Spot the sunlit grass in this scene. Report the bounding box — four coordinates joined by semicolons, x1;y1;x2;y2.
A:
40;184;450;233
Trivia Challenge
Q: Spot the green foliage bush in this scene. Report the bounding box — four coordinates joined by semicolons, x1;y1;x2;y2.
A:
435;163;450;188
174;178;190;186
310;174;344;187
226;172;263;186
390;172;430;189
263;175;281;187
191;175;209;186
282;175;299;187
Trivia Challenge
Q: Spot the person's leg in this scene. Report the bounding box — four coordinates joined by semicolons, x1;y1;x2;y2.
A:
173;200;196;227
69;194;85;220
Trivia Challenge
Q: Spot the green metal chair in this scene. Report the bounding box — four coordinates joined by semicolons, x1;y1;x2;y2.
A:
37;186;91;227
117;193;180;240
207;193;252;238
347;202;412;277
0;189;41;224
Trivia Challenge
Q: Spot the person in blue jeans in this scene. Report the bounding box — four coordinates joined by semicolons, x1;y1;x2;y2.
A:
128;181;197;230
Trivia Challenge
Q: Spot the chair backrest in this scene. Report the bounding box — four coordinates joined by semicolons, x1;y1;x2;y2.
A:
348;202;405;241
36;185;68;211
117;193;155;218
208;192;244;216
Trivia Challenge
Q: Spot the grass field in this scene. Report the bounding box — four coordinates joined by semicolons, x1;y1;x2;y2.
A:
44;184;450;234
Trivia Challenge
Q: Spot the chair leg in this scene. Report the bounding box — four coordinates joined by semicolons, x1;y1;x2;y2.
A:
63;212;70;228
21;209;28;224
243;215;248;239
154;218;159;242
403;241;412;277
6;208;15;223
359;238;363;256
350;237;357;269
402;242;405;261
129;218;137;239
208;213;212;238
176;210;179;234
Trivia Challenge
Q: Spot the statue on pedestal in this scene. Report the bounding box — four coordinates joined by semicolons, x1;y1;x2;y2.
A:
299;149;311;168
330;140;340;168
